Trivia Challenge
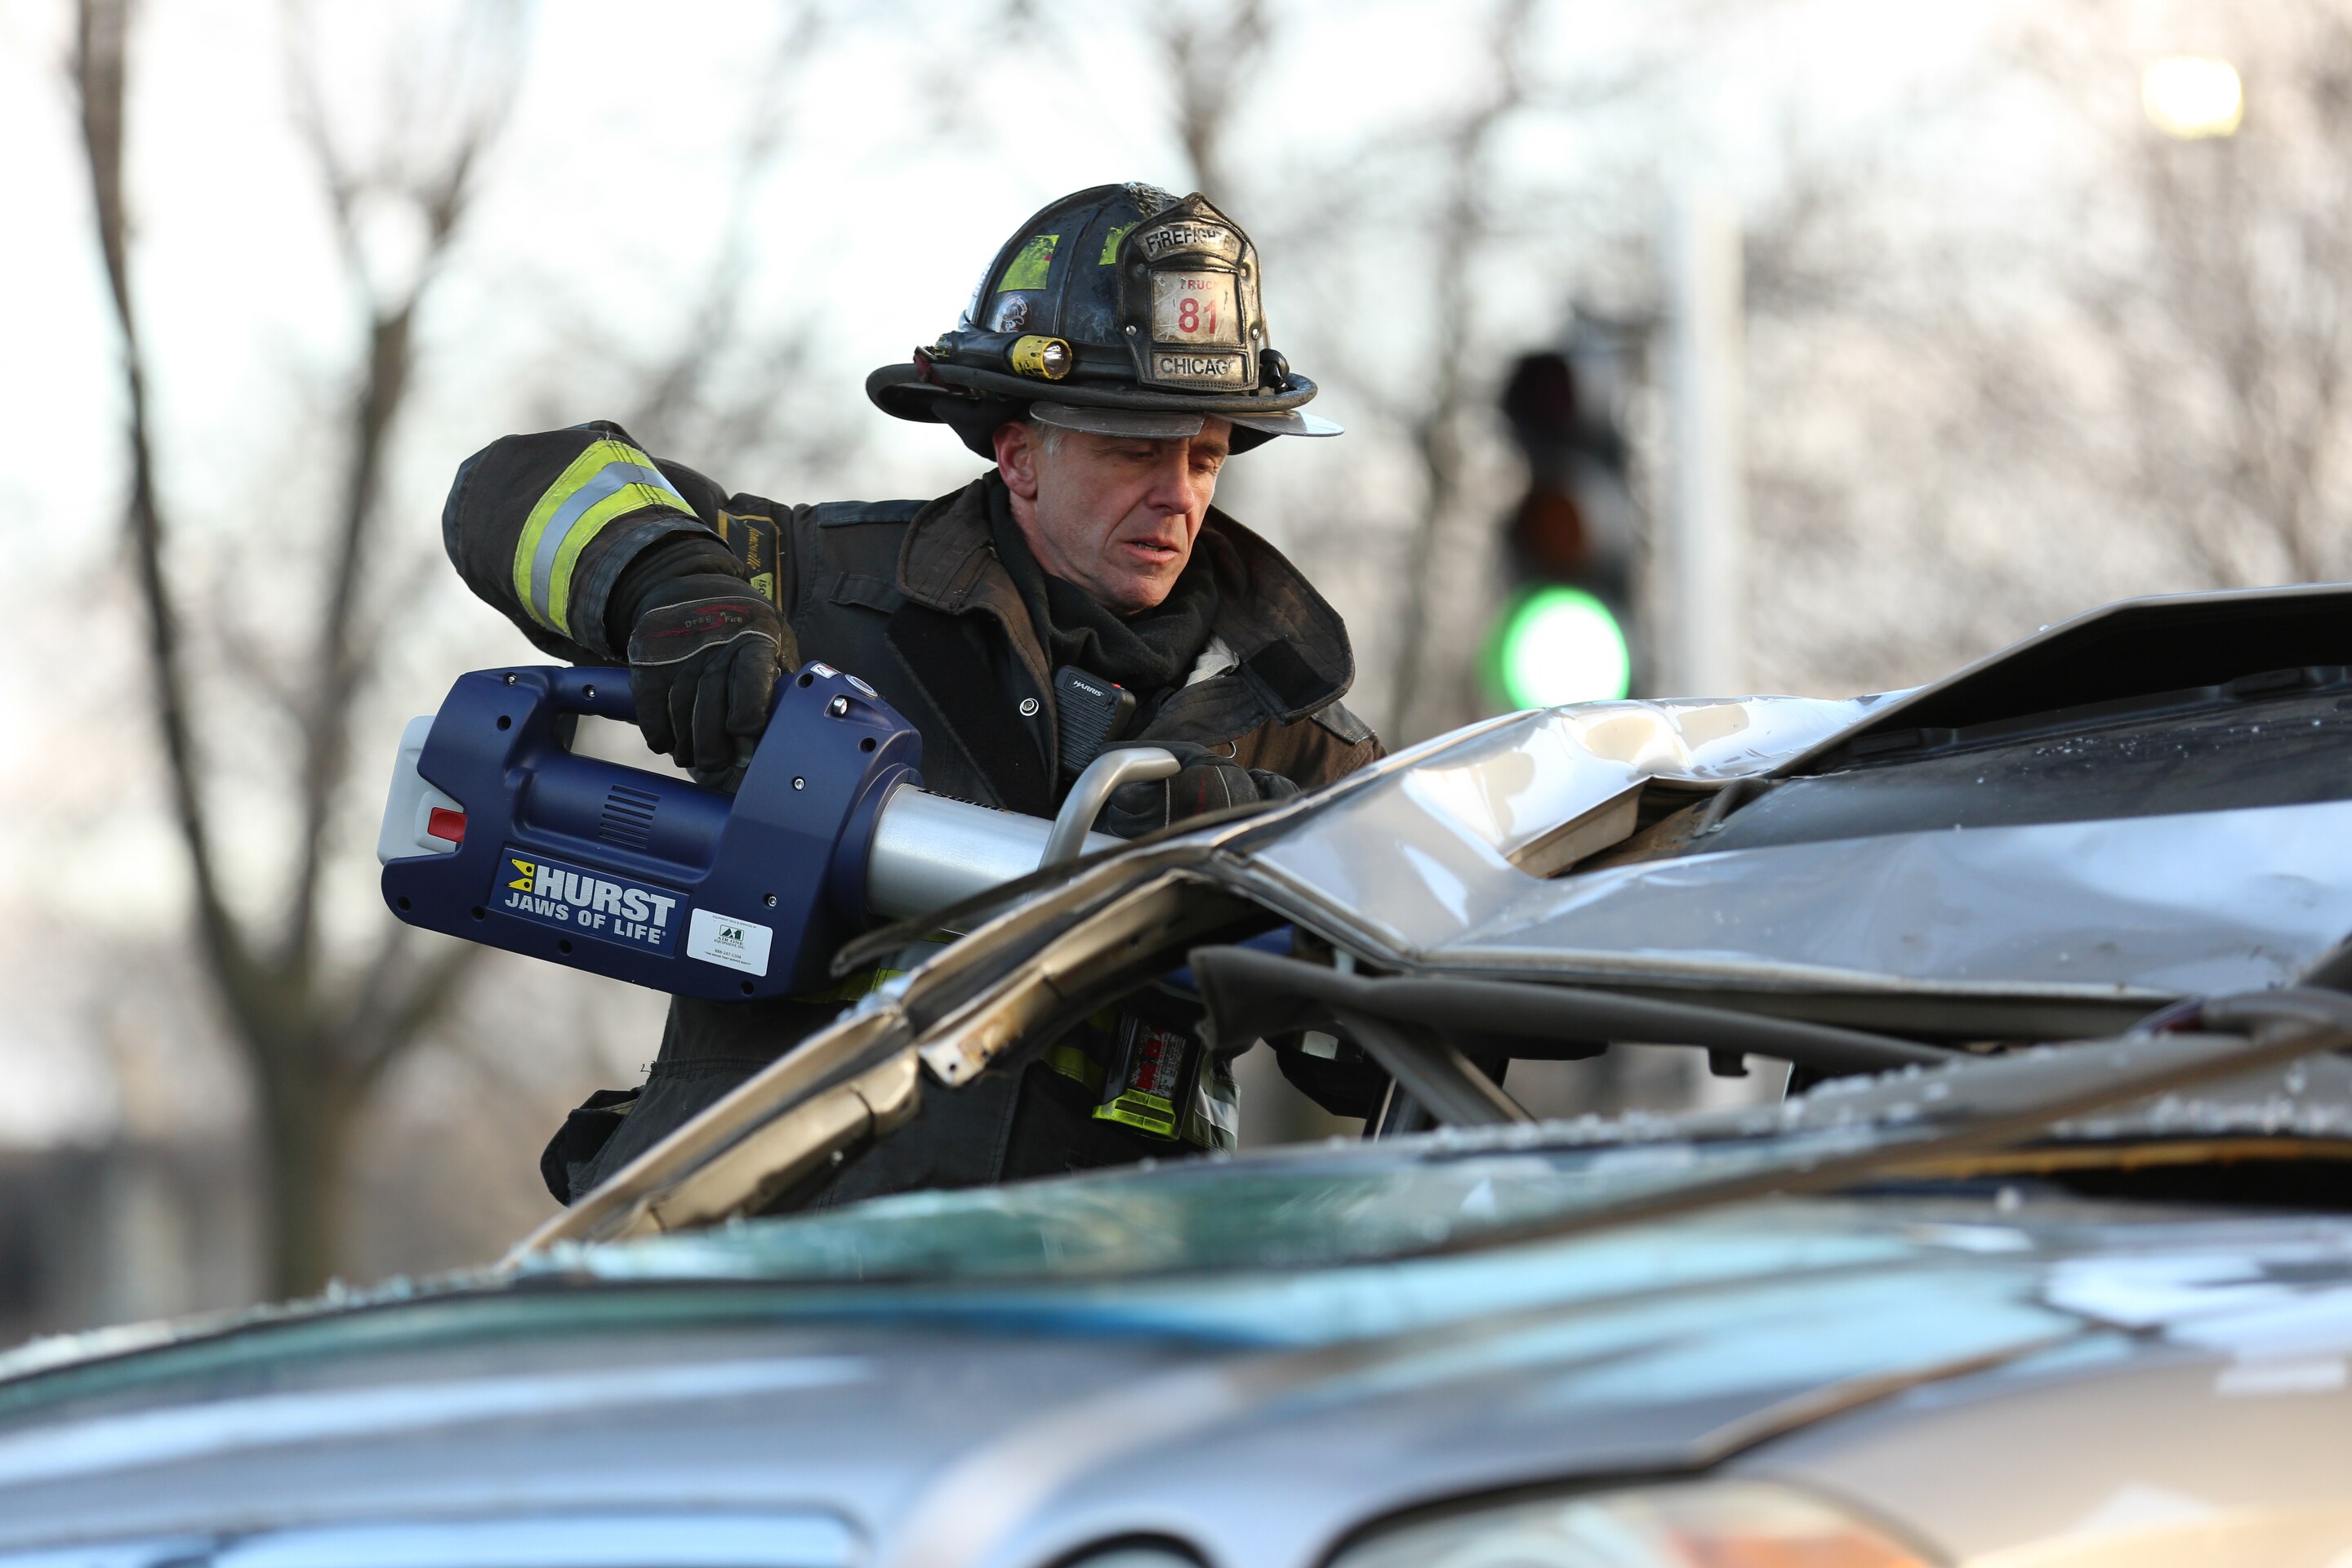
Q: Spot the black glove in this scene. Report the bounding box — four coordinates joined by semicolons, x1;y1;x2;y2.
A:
1096;742;1302;840
625;574;796;777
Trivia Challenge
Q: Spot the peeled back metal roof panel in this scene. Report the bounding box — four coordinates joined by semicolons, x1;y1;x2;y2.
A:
1239;682;2352;1011
1426;798;2352;999
1246;696;1883;957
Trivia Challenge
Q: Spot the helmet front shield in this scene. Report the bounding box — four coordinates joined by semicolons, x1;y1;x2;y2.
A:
1117;197;1264;394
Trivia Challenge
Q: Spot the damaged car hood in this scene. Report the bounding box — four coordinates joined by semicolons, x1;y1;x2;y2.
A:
2;1164;2351;1567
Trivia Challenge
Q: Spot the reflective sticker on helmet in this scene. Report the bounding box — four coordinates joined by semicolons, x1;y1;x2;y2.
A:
998;234;1058;292
1152;272;1241;345
1098;222;1137;264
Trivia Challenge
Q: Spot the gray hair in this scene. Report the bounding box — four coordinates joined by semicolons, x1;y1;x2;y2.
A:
1023;417;1066;458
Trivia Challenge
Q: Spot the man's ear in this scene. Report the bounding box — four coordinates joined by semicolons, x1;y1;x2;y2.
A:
992;421;1042;501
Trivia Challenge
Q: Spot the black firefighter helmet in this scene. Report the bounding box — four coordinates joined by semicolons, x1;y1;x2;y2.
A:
866;182;1342;457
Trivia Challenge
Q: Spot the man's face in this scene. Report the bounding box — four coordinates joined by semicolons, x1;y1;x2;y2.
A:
994;417;1232;612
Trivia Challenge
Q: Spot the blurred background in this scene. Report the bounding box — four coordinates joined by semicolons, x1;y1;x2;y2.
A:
0;0;2332;1337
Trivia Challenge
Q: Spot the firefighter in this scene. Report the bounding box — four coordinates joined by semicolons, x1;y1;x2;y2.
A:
439;184;1382;1209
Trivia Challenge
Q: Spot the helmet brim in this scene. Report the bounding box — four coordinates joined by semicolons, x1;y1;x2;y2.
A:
1027;403;1341;441
872;358;1321;414
1226;409;1344;439
867;362;1339;457
1028;402;1206;439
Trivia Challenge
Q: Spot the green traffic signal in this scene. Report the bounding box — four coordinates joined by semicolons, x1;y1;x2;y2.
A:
1489;586;1632;707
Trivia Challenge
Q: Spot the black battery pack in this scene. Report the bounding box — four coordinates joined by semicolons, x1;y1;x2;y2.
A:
1054;666;1138;777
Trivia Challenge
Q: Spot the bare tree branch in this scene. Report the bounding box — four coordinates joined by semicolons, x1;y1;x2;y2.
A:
281;1;522;978
71;0;262;1012
75;0;523;1296
1156;0;1269;204
347;941;486;1091
625;1;825;453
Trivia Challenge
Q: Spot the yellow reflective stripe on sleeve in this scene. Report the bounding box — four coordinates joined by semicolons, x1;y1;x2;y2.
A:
511;439;694;632
542;483;678;631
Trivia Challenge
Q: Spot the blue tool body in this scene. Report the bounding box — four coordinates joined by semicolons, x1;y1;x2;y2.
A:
381;663;921;1000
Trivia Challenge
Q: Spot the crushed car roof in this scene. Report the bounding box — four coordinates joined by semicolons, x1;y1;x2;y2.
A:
1220;584;2352;1034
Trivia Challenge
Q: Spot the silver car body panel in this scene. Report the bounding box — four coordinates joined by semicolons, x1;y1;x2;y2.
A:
0;1198;2347;1567
1740;1233;2352;1563
1;1514;860;1568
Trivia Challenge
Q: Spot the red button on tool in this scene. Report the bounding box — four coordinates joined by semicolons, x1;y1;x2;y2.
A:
426;808;466;844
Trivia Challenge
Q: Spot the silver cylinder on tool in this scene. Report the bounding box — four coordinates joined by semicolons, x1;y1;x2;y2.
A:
864;787;1103;919
862;746;1181;920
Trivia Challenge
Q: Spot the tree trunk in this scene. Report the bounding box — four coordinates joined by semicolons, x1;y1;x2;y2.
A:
74;0;518;1308
256;1046;357;1299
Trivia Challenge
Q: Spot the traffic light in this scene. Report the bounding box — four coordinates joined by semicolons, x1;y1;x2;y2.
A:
1485;334;1641;708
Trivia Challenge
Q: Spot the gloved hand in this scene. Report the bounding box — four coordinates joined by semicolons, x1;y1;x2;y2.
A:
1096;742;1301;840
626;575;796;777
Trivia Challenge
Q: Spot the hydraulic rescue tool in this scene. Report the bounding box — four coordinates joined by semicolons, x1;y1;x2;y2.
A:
376;662;1177;1000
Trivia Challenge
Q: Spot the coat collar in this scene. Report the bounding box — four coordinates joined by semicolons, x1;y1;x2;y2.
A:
893;474;1357;724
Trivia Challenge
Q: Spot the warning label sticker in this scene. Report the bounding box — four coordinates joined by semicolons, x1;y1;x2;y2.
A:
687;908;773;977
494;849;683;953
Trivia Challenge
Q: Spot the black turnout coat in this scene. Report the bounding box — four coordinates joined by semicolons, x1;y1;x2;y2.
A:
440;422;1382;1208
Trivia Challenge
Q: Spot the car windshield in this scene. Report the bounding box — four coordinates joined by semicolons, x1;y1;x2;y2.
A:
526;1127;1900;1286
520;1048;2352;1289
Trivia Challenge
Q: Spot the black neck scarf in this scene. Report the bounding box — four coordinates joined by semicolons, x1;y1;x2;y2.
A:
986;475;1222;698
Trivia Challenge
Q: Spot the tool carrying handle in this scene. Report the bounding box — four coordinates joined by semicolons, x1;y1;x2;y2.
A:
546;666;639;724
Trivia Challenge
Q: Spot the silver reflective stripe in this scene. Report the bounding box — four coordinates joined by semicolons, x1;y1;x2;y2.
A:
206;1513;858;1568
528;461;685;624
0;1356;863;1489
1186;1058;1240;1150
